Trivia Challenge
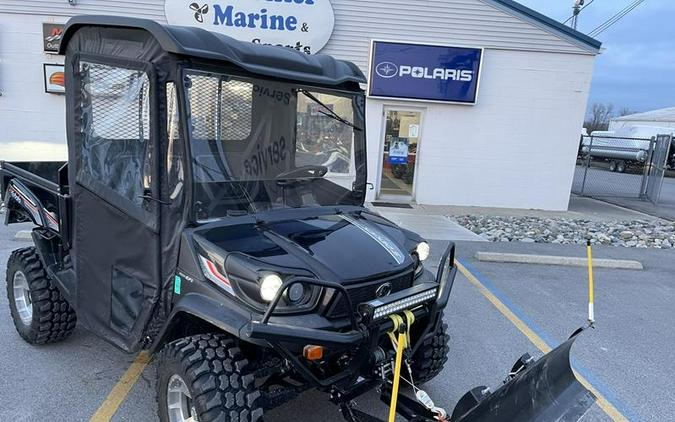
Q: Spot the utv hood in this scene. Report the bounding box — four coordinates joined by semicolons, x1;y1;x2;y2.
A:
196;212;416;281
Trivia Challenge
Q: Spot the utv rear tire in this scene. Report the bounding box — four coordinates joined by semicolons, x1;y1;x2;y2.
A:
157;333;264;422
410;321;449;384
5;247;77;344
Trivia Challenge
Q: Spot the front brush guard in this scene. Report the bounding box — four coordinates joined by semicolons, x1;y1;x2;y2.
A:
248;244;457;388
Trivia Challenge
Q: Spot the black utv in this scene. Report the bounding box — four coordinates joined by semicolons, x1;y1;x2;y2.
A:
1;16;596;422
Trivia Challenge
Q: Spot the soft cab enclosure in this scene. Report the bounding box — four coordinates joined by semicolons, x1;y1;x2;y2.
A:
57;16;368;351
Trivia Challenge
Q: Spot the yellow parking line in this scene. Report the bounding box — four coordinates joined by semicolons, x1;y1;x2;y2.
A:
455;260;628;422
90;351;151;422
87;263;627;422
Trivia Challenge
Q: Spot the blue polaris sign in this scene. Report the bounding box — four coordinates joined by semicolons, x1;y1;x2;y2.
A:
369;41;482;104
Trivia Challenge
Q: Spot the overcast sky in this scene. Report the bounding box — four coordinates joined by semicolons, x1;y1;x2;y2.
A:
518;0;674;114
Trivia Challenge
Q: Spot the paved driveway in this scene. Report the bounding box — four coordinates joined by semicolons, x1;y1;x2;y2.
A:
573;164;675;220
5;221;673;421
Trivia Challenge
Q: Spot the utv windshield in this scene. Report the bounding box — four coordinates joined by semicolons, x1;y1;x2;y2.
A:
184;70;366;221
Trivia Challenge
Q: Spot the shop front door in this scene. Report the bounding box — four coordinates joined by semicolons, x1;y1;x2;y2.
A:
378;109;422;201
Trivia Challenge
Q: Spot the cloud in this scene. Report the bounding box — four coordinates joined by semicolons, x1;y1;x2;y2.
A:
519;0;674;111
598;41;675;71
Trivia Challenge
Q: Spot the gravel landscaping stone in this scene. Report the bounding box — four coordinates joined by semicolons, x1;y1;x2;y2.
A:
451;215;675;249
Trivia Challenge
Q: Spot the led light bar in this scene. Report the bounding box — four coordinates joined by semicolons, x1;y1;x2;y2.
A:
358;282;438;322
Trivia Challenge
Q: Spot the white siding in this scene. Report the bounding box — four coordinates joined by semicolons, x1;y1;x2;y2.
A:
0;0;593;57
0;0;592;149
0;0;167;21
322;0;591;73
365;49;596;210
0;14;68;150
0;1;596;209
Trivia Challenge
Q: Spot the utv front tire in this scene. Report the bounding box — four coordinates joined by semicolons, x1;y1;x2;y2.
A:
410;321;449;384
157;333;264;422
6;247;77;344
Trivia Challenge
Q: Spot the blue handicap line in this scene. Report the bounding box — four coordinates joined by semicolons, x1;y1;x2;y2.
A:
457;258;642;422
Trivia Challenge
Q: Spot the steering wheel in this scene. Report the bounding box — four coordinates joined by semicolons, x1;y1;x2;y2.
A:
277;165;328;180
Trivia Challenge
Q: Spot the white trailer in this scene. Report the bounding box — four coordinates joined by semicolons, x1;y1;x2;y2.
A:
581;126;674;172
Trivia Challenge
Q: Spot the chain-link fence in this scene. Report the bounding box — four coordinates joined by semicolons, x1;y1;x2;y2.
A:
646;134;674;204
572;134;673;205
572;134;653;198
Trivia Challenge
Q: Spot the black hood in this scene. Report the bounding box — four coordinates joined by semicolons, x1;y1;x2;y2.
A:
195;212;417;282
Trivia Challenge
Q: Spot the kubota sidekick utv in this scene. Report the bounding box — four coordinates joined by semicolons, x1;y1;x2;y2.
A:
1;16;596;422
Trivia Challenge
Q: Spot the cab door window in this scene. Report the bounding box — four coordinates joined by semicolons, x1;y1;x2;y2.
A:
78;60;153;212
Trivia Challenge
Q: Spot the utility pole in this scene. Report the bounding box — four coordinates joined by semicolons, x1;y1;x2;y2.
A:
571;0;585;29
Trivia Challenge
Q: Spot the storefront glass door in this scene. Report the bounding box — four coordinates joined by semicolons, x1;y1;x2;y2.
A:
378;110;422;200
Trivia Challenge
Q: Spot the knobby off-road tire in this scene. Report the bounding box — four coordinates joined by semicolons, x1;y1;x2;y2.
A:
410;321;450;384
5;247;77;344
157;333;264;422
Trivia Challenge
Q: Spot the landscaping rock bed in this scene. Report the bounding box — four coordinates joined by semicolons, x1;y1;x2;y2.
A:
452;215;675;249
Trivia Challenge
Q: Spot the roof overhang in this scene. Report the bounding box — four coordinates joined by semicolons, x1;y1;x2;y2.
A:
486;0;602;54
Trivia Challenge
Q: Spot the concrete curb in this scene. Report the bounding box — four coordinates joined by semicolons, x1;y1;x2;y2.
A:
476;251;644;270
14;230;32;241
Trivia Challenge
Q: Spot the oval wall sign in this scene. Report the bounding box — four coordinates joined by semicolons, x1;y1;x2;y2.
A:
165;0;335;54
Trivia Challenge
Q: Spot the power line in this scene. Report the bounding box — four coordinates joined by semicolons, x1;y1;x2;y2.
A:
563;0;596;25
588;0;645;37
589;0;643;36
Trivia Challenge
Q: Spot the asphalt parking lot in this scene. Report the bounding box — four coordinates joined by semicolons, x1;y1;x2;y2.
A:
1;221;674;421
573;165;675;220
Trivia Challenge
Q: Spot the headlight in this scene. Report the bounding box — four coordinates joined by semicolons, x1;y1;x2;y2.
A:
260;273;283;302
287;282;306;303
416;242;430;261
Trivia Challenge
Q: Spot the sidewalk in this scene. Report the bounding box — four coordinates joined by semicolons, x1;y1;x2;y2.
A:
369;209;484;241
375;195;661;222
591;196;675;222
369;195;668;243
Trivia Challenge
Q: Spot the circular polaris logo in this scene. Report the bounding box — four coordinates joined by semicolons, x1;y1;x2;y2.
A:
376;282;392;298
375;62;398;78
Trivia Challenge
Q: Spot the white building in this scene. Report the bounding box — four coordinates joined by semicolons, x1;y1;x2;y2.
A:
609;107;675;132
0;0;601;210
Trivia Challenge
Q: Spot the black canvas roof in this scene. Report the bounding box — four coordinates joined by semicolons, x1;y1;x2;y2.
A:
59;15;366;86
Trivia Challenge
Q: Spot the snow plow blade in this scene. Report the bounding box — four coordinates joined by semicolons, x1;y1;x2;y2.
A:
451;328;595;422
